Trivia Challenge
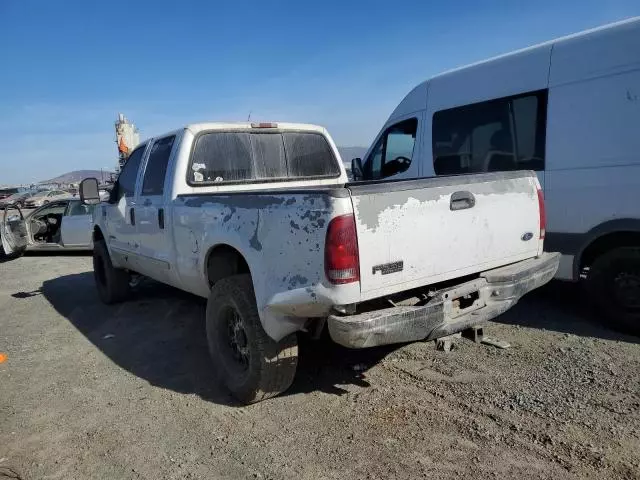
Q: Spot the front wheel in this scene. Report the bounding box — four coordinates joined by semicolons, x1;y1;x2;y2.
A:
586;247;640;336
206;274;298;404
93;240;131;304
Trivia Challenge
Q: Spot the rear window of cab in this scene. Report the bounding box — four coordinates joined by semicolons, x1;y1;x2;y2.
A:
188;131;340;185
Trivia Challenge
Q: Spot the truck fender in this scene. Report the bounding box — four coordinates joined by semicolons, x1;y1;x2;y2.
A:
200;235;299;341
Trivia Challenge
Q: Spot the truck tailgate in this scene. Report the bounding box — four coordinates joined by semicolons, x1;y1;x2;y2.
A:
349;171;543;301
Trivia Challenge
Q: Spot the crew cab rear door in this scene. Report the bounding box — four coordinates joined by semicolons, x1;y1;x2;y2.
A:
349;171;543;301
134;133;177;282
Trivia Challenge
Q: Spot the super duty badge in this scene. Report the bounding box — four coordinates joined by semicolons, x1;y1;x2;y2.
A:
372;261;404;275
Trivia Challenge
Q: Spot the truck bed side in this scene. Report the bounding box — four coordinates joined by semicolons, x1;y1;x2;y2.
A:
171;189;355;340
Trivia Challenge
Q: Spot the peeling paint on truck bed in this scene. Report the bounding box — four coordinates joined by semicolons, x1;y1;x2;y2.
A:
349;171;543;301
172;190;346;340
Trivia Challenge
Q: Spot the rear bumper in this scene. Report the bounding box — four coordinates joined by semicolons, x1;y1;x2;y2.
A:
328;252;560;348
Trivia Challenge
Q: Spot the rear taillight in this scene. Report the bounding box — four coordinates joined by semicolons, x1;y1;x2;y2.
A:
537;188;546;239
325;214;360;285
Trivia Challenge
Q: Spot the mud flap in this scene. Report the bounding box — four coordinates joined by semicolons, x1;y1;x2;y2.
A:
1;205;28;257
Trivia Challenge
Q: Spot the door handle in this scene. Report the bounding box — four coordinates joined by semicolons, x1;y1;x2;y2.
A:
130;207;136;225
450;191;475;211
158;208;165;230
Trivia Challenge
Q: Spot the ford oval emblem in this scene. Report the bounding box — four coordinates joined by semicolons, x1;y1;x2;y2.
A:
521;232;534;241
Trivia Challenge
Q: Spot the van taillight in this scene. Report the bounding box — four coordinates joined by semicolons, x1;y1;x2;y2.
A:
537;188;546;239
325;214;360;285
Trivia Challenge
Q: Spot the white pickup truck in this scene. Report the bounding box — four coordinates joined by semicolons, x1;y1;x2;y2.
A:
77;122;559;404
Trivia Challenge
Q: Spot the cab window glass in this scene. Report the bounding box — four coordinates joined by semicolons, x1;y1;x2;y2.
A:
117;146;146;198
142;136;175;196
68;202;95;216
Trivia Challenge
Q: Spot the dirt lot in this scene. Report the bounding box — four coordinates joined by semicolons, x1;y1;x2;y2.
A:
1;254;639;480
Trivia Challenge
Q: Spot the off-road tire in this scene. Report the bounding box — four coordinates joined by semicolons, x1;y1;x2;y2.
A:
206;274;298;404
586;247;640;336
93;240;131;304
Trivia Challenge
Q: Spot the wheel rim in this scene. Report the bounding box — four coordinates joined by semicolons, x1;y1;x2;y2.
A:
613;270;640;311
221;306;250;373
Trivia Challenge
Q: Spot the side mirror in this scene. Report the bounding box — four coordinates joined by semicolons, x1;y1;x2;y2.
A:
79;178;101;205
351;158;364;181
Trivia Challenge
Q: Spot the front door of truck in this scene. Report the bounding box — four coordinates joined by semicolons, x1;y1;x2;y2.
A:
106;144;147;267
134;134;177;283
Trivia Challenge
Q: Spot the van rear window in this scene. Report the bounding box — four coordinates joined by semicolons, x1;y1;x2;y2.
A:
189;131;340;184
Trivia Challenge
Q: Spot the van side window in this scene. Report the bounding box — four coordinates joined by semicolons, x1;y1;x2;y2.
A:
116;146;146;199
142;135;176;196
362;118;418;180
432;90;547;175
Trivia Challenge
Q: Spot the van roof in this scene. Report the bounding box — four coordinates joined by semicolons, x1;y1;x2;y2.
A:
432;16;640;82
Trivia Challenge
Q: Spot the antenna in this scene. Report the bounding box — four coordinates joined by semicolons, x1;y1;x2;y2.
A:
247;110;252;122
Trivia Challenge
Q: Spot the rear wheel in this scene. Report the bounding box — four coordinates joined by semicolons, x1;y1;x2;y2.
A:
206;274;298;404
586;247;640;336
93;240;131;304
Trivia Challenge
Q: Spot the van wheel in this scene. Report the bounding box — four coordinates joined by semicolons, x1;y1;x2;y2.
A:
587;247;640;336
93;240;131;304
206;274;298;404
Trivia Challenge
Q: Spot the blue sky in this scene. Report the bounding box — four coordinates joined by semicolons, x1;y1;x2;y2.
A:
1;0;638;184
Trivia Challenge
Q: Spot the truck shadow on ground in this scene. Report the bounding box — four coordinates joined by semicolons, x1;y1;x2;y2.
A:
35;274;637;407
2;250;91;263
495;280;639;344
38;272;398;406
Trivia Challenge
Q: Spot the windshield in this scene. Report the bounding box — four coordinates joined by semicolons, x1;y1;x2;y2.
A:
31;191;49;198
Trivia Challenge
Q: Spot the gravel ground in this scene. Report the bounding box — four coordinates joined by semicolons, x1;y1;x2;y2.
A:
1;254;639;480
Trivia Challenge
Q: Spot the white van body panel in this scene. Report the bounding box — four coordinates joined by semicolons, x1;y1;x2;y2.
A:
545;69;640;235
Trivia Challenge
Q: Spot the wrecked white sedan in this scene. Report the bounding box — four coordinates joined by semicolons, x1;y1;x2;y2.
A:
0;199;95;257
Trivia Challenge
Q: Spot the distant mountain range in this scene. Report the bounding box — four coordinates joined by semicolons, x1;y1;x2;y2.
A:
40;170;115;184
39;147;368;185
